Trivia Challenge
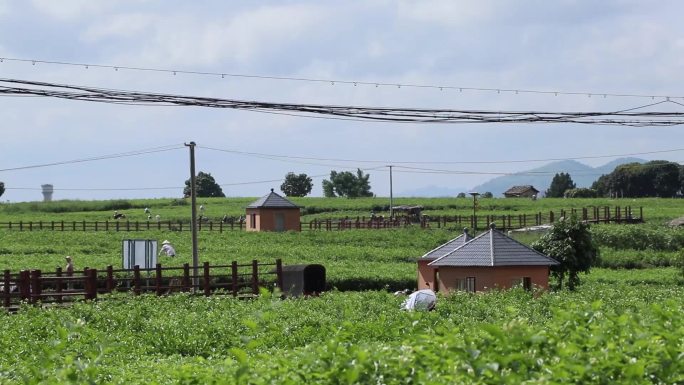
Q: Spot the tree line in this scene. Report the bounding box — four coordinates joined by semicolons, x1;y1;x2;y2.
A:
546;160;684;199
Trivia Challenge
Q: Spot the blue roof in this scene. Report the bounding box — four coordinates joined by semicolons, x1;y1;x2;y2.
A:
428;227;559;267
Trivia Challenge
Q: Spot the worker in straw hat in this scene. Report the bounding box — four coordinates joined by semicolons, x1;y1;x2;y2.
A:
158;240;176;257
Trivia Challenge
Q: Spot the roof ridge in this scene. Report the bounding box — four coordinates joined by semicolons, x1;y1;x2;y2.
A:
490;228;560;264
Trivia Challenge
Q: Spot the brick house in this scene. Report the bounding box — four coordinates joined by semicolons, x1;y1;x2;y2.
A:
503;185;539;198
246;189;301;232
419;224;559;292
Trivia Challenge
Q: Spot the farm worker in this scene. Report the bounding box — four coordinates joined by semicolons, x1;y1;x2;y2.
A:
159;240;176;257
155;214;161;222
144;207;150;214
65;256;74;275
65;256;75;290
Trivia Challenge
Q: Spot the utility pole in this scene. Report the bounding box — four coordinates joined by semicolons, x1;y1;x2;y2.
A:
469;191;480;231
388;165;393;218
185;141;199;292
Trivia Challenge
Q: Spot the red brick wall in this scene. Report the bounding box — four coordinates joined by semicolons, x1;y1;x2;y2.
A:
246;208;300;232
435;266;550;292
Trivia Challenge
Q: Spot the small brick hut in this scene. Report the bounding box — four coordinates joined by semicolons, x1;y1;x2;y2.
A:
417;228;473;290
246;189;301;232
503;185;539;198
420;224;559;292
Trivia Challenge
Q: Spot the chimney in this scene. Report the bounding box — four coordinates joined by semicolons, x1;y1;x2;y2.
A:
463;227;469;244
41;184;53;202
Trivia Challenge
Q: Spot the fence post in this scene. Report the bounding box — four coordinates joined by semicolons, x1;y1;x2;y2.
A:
133;265;141;295
29;222;32;231
276;259;284;291
18;270;30;302
3;270;10;308
135;221;139;231
85;269;97;300
56;267;63;303
182;263;191;292
106;265;114;293
72;221;76;231
82;220;86;231
203;262;211;296
231;261;238;297
30;270;41;304
156;263;163;296
251;260;259;295
549;211;554;223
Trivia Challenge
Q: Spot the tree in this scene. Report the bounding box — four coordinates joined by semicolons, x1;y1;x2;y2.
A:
456;192;466;198
322;169;373;198
0;182;4;198
592;161;680;198
183;172;225;198
280;173;313;197
563;188;597;198
532;215;598;291
481;191;493;198
546;173;576;198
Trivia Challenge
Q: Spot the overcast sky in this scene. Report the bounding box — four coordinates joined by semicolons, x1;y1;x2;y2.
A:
2;0;684;202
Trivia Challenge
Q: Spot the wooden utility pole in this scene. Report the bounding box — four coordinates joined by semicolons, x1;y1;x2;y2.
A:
185;141;199;292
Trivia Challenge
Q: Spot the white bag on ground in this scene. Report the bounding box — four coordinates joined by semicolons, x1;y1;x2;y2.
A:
402;289;436;311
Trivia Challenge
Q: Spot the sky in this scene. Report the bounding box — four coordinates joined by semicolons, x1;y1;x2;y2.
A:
2;0;684;202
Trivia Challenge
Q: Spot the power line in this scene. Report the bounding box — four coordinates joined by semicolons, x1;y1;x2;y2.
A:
2;78;684;126
198;144;684;166
0;144;184;172
1;56;681;101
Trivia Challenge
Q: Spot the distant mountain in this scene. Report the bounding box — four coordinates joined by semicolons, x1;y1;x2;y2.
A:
471;157;645;197
398;185;469;197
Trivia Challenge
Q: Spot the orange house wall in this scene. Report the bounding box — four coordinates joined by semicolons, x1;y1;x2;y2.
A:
246;208;300;232
417;260;436;290
436;266;550;292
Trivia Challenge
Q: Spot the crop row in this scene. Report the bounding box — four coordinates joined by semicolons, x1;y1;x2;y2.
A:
1;279;682;384
2;196;682;224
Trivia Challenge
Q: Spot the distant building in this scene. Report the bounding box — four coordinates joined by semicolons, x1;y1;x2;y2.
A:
245;189;301;232
41;184;53;202
503;185;539;198
420;224;559;292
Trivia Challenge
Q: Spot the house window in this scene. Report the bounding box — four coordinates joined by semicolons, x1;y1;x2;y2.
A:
250;213;256;229
465;277;476;293
455;278;466;291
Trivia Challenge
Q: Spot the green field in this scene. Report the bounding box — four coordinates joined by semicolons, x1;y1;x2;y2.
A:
0;197;683;383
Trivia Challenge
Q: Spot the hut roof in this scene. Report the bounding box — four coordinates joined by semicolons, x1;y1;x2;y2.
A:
419;229;473;260
429;225;559;267
247;189;299;209
504;185;539;196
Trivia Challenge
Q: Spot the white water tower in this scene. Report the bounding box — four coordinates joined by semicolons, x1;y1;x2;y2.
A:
41;184;53;202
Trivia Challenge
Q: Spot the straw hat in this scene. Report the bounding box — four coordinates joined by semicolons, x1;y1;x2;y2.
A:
65;255;72;260
162;240;170;245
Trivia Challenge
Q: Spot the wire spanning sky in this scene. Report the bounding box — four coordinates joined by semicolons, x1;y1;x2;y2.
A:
2;1;684;201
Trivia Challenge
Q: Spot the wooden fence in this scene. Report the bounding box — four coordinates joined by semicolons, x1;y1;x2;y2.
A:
2;259;283;311
0;206;642;232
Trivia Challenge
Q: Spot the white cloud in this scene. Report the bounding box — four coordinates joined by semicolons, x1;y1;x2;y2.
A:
30;0;126;20
82;4;332;67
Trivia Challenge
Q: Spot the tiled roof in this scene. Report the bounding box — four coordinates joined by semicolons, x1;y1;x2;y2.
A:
419;230;473;260
247;189;299;209
428;227;559;267
504;185;539;195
